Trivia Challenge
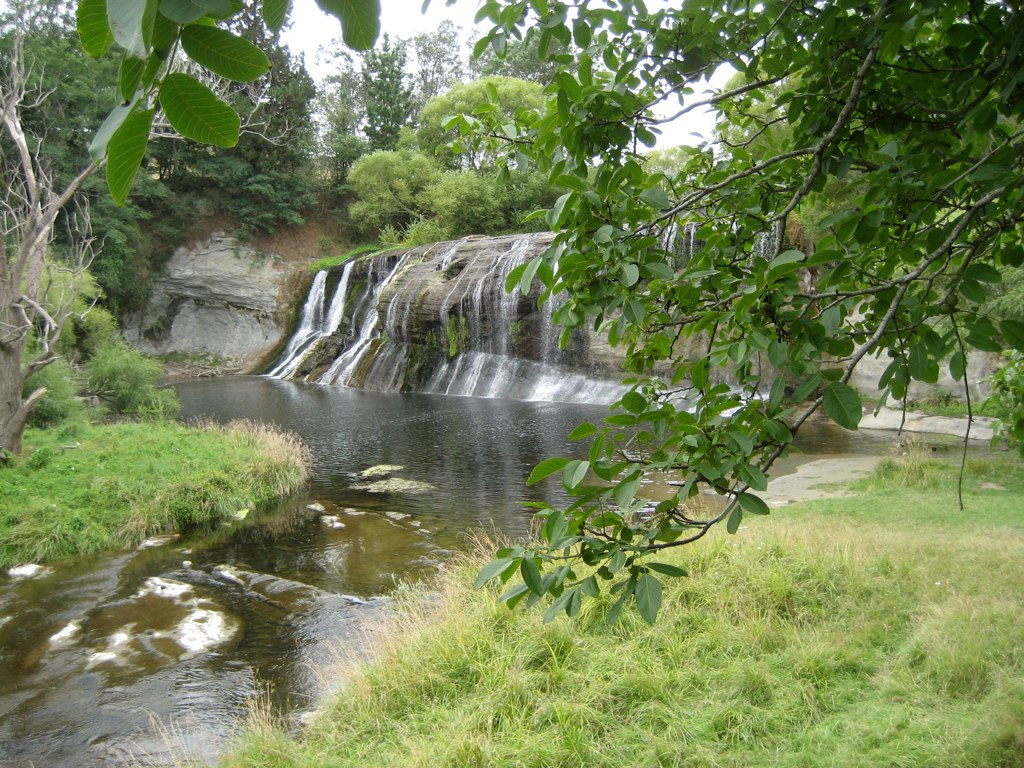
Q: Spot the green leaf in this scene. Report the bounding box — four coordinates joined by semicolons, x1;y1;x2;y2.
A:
504;262;527;294
77;0;114;57
562;460;590;490
118;55;146;101
614;473;642;510
527;457;570;485
180;25;270;82
521;557;543;595
620;390;647;414
726;504;743;534
737;464;768;492
262;0;288;31
639;186;670;209
567;422;596;440
89;101;136;163
1000;320;1024;352
106;107;155;206
316;0;381;50
965;262;1002;284
635;573;663;624
791;372;821;403
647;562;687;577
737;491;770;515
908;343;939;383
622;262;640;286
474;556;514;588
644;261;675;280
519;255;542;295
822;381;862;430
544;587;578;623
107;0;157;58
151;11;180;59
158;73;240;147
542;512;568;545
159;0;209;23
949;350;966;381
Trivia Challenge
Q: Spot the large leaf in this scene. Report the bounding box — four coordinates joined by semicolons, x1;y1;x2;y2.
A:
635;573;662;624
89;101;135;163
823;381;862;430
316;0;381;50
77;0;114;57
118;55;146;102
158;73;240;147
106;107;155;206
262;0;289;32
180;25;270;82
159;0;209;23
473;556;514;589
107;0;157;58
521;557;543;595
527;457;570;485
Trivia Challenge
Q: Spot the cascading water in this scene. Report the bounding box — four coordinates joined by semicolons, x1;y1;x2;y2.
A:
269;234;628;404
267;262;356;379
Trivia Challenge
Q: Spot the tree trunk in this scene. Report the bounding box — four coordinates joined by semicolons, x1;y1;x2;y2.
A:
0;331;31;454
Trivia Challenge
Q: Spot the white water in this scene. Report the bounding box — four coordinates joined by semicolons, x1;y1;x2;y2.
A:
318;254;413;387
267;262;357;379
272;237;628;405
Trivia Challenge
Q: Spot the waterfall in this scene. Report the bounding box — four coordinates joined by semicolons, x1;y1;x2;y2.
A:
317;253;413;387
270;235;628;405
266;270;328;378
267;262;356;379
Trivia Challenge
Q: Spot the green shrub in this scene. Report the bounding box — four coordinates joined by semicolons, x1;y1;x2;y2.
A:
85;343;180;417
987;351;1024;455
403;217;452;247
23;361;83;428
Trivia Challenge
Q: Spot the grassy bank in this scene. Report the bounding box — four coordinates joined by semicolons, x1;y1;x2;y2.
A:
0;419;309;568
224;451;1024;768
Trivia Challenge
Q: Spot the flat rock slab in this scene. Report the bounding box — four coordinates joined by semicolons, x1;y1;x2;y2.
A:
860;408;994;441
759;456;880;507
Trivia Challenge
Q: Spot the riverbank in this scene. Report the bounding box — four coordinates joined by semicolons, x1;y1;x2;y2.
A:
0;419;310;569
221;450;1024;768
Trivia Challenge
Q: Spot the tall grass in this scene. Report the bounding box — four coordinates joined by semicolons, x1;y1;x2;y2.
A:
0;419;310;568
223;452;1024;768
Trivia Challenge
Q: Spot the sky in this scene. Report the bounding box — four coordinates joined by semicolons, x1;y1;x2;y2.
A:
281;0;723;148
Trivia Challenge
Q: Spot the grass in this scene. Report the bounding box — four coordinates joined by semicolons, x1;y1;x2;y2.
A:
309;244;381;273
0;419;310;568
221;450;1024;768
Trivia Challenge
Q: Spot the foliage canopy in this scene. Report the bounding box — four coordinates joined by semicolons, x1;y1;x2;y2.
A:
67;0;1024;624
460;0;1024;622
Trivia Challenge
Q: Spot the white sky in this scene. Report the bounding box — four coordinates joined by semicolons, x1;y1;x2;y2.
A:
281;0;721;148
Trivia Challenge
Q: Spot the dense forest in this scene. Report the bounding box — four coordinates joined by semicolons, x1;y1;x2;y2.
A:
0;1;566;319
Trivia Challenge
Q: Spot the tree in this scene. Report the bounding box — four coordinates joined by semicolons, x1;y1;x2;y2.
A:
361;34;415;152
409;20;465;112
1;23;99;455
347;150;443;235
458;0;1024;622
416;76;544;170
1;0;378;456
468;32;566;84
318;50;368;184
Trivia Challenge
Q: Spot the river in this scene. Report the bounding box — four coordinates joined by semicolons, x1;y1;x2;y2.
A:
0;377;900;767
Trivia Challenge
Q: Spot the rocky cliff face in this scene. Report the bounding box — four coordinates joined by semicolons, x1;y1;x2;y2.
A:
124;233;302;369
